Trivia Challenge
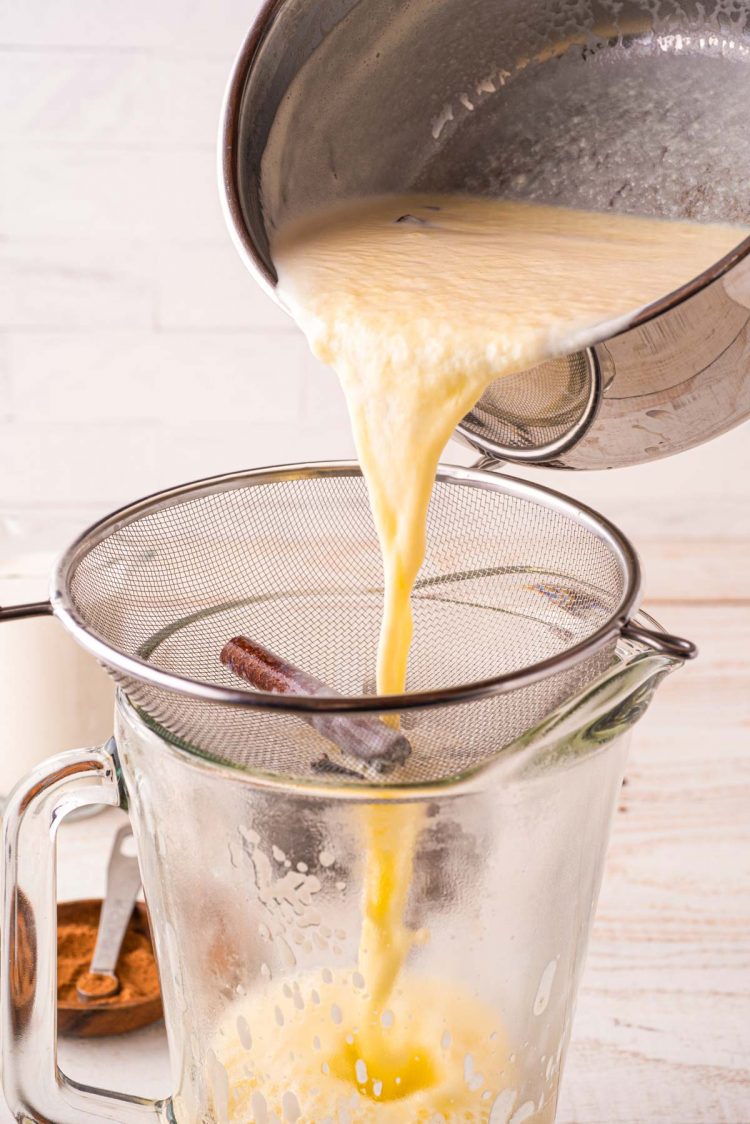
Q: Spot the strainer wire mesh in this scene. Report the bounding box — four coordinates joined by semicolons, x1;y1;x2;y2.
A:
55;464;638;784
458;352;598;460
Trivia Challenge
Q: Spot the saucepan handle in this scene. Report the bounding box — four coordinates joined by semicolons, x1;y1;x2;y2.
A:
1;741;169;1123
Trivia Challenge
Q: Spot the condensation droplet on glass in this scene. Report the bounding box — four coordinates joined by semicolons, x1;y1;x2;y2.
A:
296;861;308;873
533;959;559;1017
509;1101;537;1124
206;1049;229;1122
237;1014;252;1051
381;1009;395;1029
489;1088;517;1124
272;846;286;863
355;1058;368;1085
251;1090;268;1124
331;1003;343;1025
441;1029;452;1049
432;103;454;140
311;989;321;1005
319;850;335;867
279;938;297;969
275;1005;285;1027
352;971;365;989
282;1090;301;1122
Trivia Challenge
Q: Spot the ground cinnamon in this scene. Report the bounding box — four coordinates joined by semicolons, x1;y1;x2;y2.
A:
57;900;160;1007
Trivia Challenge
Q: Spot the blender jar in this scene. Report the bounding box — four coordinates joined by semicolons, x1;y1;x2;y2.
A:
2;639;681;1124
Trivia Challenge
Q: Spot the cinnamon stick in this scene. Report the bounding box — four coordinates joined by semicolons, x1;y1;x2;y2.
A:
220;636;411;774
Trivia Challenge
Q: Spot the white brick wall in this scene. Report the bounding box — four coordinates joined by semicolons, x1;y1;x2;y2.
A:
1;0;748;564
0;0;354;553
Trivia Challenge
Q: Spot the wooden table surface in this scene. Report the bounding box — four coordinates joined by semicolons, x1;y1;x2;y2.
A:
2;541;748;1124
558;540;750;1123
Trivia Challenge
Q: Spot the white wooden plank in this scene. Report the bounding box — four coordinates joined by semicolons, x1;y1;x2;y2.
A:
0;241;156;329
7;329;318;424
0;238;290;332
155;242;291;331
639;540;750;603
0;416;356;507
560;986;750;1124
448;424;750;539
2;1;262;51
0;340;10;422
559;601;750;1122
0;50;230;150
0;147;223;242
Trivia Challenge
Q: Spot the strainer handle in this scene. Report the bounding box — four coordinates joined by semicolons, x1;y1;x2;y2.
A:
1;742;169;1124
621;618;698;660
0;599;53;621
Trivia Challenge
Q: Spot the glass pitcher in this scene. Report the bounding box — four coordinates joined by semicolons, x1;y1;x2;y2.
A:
2;635;682;1124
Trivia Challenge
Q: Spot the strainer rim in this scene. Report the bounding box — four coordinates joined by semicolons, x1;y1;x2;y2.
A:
51;461;642;715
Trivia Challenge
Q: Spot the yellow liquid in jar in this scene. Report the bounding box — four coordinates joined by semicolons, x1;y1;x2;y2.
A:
205;197;744;1121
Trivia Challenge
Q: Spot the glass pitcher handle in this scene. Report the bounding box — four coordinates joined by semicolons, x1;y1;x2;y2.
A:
1;742;169;1123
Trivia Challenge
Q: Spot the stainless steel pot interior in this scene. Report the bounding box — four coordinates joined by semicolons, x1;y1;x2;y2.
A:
221;0;750;468
227;0;750;280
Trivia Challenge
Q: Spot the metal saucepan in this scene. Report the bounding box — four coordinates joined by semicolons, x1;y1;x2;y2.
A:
220;0;750;469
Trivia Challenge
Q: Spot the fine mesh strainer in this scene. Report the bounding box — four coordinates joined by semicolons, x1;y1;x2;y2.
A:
457;352;600;463
0;462;693;786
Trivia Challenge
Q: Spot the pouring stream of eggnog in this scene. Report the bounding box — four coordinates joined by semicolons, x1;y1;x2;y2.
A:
212;197;743;1120
274;197;743;695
